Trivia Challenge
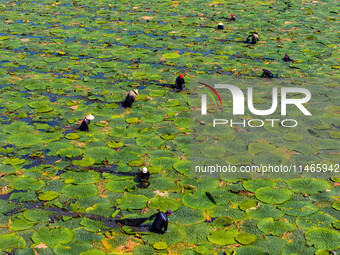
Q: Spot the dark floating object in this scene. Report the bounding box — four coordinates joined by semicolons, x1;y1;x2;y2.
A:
138;167;150;188
206;192;217;204
122;89;139;107
149;210;173;234
217;22;224;30
79;114;95;132
245;31;259;44
261;68;274;78
283;53;294;62
175;74;185;91
116;217;149;227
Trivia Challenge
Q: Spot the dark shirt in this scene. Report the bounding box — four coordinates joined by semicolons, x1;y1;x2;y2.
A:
261;69;274;78
175;77;185;90
217;24;224;30
149;212;168;234
122;91;137;107
283;54;293;62
138;171;150;188
79;118;90;132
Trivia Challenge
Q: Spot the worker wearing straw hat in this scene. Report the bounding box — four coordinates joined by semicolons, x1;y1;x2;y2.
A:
79;114;95;132
122;89;139;107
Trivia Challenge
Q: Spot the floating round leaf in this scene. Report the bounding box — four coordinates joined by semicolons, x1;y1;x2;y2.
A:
255;187;293;204
116;194;148;210
173;160;190;176
279;201;319;216
235;233;257;245
208;229;239;245
287;179;331;194
14;177;45;191
32;226;74;248
296;211;336;229
72;157;95;167
106;179;136;193
8;134;42;147
257;217;295;236
182;191;216;210
9;215;35;231
149;196;180;212
305;228;340;250
149;177;176;191
172;206;206;226
153;241;168;250
38;191;59;201
243;179;278;193
61;184;98;199
0;234;26;252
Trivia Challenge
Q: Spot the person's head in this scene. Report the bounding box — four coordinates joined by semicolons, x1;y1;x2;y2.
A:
132;89;139;95
179;74;183;78
285;53;289;56
218;22;223;26
231;14;235;17
254;31;258;34
140;167;148;174
86;114;95;120
166;209;173;216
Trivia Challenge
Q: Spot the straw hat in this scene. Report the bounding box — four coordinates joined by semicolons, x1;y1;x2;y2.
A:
141;167;148;174
218;22;223;25
86;114;95;120
132;89;139;95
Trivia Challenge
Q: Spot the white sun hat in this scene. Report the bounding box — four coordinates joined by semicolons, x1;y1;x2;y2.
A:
141;167;148;173
86;114;95;120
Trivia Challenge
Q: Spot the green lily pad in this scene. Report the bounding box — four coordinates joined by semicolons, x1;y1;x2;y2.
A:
61;171;100;185
61;184;98;199
9;215;35;231
172;206;206;226
287;179;331;194
182;191;216;210
173;160;190;176
296;211;336;229
243;179;278;193
247;203;283;220
116;194;149;210
0;234;26;252
106;179;135;192
23;209;54;223
235;233;257;245
72;157;95;167
248;143;276;155
153;241;168;250
53;240;92;255
149;196;180;212
38;191;59;201
255;187;293;204
142;114;164;123
257;217;295;236
14;177;45;191
32;226;74;248
8;134;42;147
208;229;239;245
44;57;62;63
162;53;181;59
305;228;340;250
126;117;139;124
283;133;304;141
149;177;176;191
279;201;319;216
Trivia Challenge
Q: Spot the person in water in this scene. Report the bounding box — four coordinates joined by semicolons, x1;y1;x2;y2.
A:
175;74;185;90
261;68;274;78
230;14;236;21
79;114;94;132
217;22;224;30
283;53;293;62
246;31;259;44
122;89;139;107
138;167;150;188
149;210;173;234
